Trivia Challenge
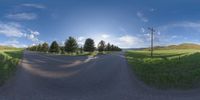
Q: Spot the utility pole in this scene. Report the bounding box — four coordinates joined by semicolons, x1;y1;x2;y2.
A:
148;27;155;57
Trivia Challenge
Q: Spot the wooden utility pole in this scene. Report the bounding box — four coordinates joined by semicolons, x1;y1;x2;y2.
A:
148;27;155;57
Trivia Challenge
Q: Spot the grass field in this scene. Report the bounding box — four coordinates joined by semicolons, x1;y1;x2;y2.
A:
0;49;23;86
126;49;200;89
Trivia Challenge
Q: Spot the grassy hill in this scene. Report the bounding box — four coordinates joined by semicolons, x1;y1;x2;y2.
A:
147;43;200;50
0;45;20;50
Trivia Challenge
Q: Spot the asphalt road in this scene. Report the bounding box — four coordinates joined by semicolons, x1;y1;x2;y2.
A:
1;51;200;100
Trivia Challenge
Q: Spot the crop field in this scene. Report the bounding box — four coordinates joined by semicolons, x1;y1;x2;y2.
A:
126;49;200;89
0;49;23;85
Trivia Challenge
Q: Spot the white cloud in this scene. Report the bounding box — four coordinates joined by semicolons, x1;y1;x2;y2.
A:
78;33;144;48
22;3;46;9
78;36;85;41
25;30;41;42
159;21;200;32
118;35;143;47
29;30;40;35
0;22;24;37
0;21;42;47
136;11;148;22
101;34;110;39
157;21;200;43
6;13;37;20
0;40;27;48
77;36;86;46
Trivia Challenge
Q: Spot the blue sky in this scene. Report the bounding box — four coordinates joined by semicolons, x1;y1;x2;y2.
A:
1;0;200;48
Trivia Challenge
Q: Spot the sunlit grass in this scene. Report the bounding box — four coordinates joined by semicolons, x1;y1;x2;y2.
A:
0;49;23;85
126;49;200;89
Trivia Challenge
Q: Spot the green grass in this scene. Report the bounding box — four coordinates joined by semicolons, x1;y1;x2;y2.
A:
125;49;200;89
49;51;112;57
56;51;99;57
0;49;23;86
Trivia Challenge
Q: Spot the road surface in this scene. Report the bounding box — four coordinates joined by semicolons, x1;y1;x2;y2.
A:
1;51;200;100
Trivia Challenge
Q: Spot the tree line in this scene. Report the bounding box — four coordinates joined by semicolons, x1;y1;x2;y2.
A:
27;36;121;54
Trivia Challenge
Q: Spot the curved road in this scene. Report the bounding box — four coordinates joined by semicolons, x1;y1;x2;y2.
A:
1;51;200;100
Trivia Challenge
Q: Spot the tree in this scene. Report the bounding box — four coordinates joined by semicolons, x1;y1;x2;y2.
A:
65;36;78;53
98;40;105;52
80;46;83;54
105;43;111;51
49;41;60;53
37;44;42;52
84;38;95;52
60;46;65;54
41;42;49;52
110;44;114;51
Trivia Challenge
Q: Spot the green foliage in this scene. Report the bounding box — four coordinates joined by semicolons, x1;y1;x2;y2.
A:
0;50;22;86
37;44;42;52
65;36;78;53
49;41;60;53
105;43;121;51
26;37;121;55
0;46;22;50
41;42;49;52
27;45;38;51
60;46;65;54
98;40;105;52
84;38;95;52
80;46;83;54
105;43;111;51
126;49;200;89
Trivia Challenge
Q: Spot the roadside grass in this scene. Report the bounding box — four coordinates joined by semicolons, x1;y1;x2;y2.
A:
125;49;200;89
63;51;99;57
0;49;23;86
43;51;112;57
65;51;112;56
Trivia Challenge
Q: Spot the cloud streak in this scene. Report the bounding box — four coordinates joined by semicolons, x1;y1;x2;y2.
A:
0;21;42;47
0;22;24;37
21;3;46;9
6;13;37;20
0;40;27;48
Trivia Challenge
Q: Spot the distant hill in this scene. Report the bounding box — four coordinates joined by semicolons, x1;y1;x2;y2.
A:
154;43;200;50
0;45;18;50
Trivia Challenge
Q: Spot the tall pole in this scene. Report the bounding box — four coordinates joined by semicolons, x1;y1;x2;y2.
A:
148;27;155;57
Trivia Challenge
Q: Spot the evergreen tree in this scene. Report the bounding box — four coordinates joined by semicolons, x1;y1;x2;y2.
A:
84;38;95;52
111;44;114;51
65;36;78;53
60;46;65;54
41;42;49;52
98;40;105;52
80;46;83;54
49;41;60;53
105;43;111;51
37;44;42;52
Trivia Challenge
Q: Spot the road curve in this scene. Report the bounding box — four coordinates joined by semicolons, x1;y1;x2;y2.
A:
1;51;200;100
